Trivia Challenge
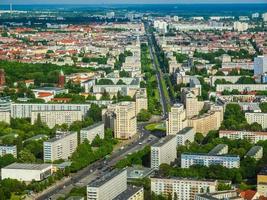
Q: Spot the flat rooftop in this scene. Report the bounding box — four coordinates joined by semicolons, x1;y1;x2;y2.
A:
152;135;176;148
88;169;126;188
34;87;66;91
113;185;143;200
196;190;241;200
208;144;228;156
127;166;154;179
182;152;239;158
81;122;104;131
45;131;76;143
176;127;194;135
3;163;51;170
151;176;217;183
246;146;262;157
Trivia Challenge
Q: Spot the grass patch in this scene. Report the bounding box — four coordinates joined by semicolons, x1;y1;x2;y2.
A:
145;123;166;132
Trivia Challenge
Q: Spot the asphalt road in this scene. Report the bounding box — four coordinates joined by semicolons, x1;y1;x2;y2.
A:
145;26;168;119
36;124;160;200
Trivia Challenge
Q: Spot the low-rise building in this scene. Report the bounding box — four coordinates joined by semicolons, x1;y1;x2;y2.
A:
219;130;267;143
127;167;155;180
44;131;78;162
245;146;263;160
181;153;240;169
31;110;83;128
80;122;105;143
32;87;68;102
176;127;195;146
0;145;17;158
151;177;217;200
1;163;52;182
151;135;177;170
208;144;228;156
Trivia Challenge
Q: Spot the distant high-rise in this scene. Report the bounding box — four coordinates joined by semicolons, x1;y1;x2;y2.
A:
254;55;267;82
0;69;5;86
9;3;13;13
58;69;65;88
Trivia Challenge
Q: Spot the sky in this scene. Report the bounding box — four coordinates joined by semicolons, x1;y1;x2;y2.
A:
1;0;267;4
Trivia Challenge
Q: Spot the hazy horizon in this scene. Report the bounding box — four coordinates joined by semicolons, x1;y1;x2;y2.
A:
1;0;267;5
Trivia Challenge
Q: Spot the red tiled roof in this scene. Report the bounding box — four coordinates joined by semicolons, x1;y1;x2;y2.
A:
38;92;53;98
239;190;257;200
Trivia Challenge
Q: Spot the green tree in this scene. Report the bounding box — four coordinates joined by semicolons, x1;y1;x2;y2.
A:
0;154;17;168
18;149;36;163
195;133;204;144
260;102;267;113
137;109;151;122
88;104;102;122
119;70;130;78
97;79;114;85
116;79;126;85
236;76;255;84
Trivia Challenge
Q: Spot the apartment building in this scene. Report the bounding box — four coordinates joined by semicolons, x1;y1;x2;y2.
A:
80;122;105;143
210;76;241;87
93;85;139;98
188;110;223;135
245;146;263;161
113;186;144;200
254;55;267;82
87;169;127;200
245;112;267;129
185;92;204;118
219;130;267;143
151;135;177;170
0;145;17;158
104;102;137;139
166;104;188;135
31;110;83;128
0;97;11;124
181;153;240;169
43;131;78;162
208;144;228;156
1;163;52;182
195;190;241;200
151;177;217;200
135;88;148;114
176;127;195;146
257;167;267;197
216;84;267;92
233;21;248;32
11;103;91;118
